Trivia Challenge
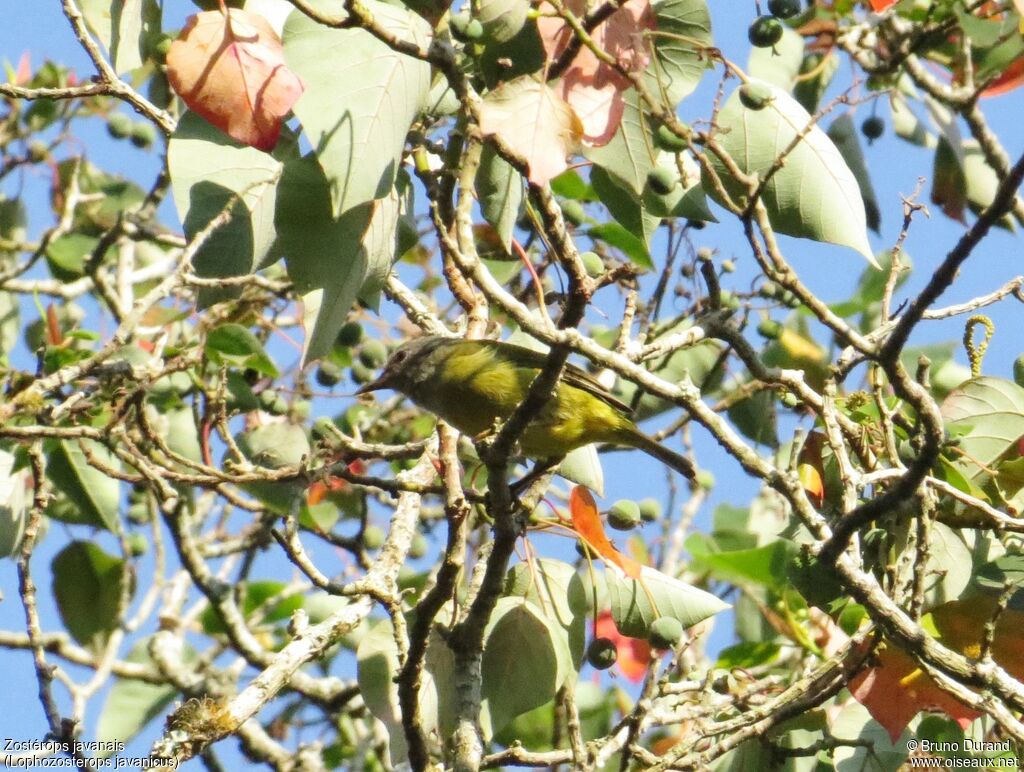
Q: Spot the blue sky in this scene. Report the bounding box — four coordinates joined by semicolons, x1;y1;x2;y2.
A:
2;0;1024;767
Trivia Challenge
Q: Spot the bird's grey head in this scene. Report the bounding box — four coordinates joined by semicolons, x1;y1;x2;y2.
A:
356;335;450;397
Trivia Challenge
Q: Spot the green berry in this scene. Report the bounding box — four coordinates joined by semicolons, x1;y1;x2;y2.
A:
358;339;389;369
127;502;150;525
561;199;586;226
645;167;678;196
586;638;618;670
316;361;343;388
129;121;156;149
258;389;279;411
738;82;774;110
648;616;684;649
654;123;688;152
696;247;714;262
336;321;363;348
271;396;289;416
409;533;428;559
608;500;641;531
362;525;385;550
580;251;604;279
721;259;736;273
107;113;133;139
781;392;800;408
638;498;662;522
291;400;311;420
126;533;148;557
351;361;375;386
576;540;596;559
1013;355;1024;387
451;13;483;41
767;0;801;19
757;319;783;339
861;115;885;142
757;281;780;299
748;15;784;48
311;417;337;441
695;470;715;491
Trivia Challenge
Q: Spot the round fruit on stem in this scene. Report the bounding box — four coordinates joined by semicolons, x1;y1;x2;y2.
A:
748;15;783;48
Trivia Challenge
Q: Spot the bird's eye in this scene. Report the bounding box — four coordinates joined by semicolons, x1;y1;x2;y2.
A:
392;350;408;364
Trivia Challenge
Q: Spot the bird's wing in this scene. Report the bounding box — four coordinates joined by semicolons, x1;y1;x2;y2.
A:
482;339;634;415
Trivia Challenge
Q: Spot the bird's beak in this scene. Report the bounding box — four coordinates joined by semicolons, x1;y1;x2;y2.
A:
356;370;391;395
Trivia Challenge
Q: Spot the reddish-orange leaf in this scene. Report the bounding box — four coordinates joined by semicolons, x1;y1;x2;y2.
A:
569;486;642;579
594;609;651;682
45;304;63;346
867;0;897;10
166;9;304;151
849;642;978;742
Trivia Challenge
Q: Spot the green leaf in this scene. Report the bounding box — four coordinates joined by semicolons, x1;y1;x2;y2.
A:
586;91;655;196
283;1;431;217
558;445;605;498
727;388;779;448
505;559;588;670
648;0;713;105
45;439;121;532
747;26;804;90
606;565;729;639
357;618;443;766
591;166;659;246
277;156;401;362
200;581;304;634
46;233;99;278
827;113;881;233
698;540;795;590
587;222;652;269
168;112;289;305
52;541;131;652
706;80;877;265
79;0;160;74
204;323;279;377
482;597;573;732
97;637;193;752
715;641;780;670
793;52;839;114
941;377;1024;480
830;701;909;770
962;140;1017;231
477;145;523;252
234;423;311;513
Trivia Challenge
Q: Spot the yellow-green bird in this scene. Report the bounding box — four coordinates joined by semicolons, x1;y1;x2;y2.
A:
358;336;694;479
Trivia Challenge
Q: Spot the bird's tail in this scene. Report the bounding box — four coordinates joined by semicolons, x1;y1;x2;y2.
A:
616;427;696;480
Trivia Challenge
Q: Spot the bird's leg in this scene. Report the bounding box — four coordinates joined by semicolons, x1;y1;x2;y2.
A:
510;456;562;500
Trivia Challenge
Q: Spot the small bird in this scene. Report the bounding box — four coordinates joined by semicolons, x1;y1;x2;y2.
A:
358;336;695;478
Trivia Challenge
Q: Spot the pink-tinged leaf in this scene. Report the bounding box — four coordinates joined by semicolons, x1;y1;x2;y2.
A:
537;0;655;86
166;9;304;151
14;52;31;86
479;76;583;186
557;73;624;147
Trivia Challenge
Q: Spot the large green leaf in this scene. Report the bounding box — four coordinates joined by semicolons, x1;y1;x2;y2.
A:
941;377;1024;480
482;597;574;732
696;540;794;591
52;541;131;652
79;0;160;74
706;80;876;264
606;565;729;639
45;439;121;532
283;1;431;217
205;323;279;377
168;112;289;304
504;559;588;670
591;166;660;247
234;423;311;513
557;445;605;497
647;0;713;105
97;637;194;751
585;91;655;196
477;145;523;252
